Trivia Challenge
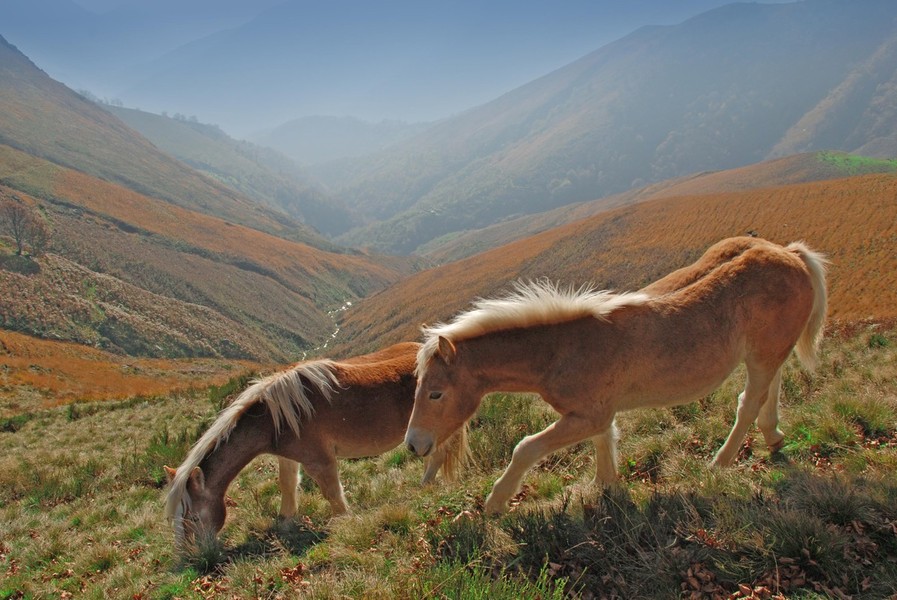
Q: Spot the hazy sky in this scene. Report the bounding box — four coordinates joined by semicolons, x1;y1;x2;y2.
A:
4;0;794;134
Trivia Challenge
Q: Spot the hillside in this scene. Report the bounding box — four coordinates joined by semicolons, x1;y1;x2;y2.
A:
0;144;413;362
327;0;897;254
104;106;358;238
423;152;897;263
0;329;259;416
0;35;317;243
332;172;897;355
0;37;421;363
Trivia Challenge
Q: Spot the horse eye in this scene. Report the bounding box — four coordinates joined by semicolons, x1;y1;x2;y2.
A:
429;391;443;401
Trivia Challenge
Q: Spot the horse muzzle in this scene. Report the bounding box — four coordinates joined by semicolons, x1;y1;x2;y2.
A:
405;427;435;457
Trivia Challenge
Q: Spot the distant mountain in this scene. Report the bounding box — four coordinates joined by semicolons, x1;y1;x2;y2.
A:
251;116;431;166
100;0;734;134
0;37;416;361
328;0;897;254
0;0;281;96
0;35;321;245
331;167;897;355
422;151;897;263
104;106;359;237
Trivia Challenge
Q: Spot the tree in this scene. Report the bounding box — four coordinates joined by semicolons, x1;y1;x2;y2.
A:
0;197;51;256
0;198;30;255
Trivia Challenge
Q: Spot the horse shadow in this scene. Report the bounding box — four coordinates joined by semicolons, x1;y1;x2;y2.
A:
228;516;328;560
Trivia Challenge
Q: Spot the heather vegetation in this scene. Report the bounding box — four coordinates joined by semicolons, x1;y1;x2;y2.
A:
0;324;895;598
0;145;410;362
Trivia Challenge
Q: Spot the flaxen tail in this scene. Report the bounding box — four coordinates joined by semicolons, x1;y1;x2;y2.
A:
787;241;829;371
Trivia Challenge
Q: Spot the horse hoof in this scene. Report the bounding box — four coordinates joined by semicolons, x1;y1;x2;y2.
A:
483;496;508;516
767;437;786;453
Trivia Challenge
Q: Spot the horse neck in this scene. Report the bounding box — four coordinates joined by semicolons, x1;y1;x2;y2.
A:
198;407;276;498
461;324;562;392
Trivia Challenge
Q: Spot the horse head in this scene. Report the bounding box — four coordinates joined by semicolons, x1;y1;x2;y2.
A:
164;465;226;549
405;336;480;458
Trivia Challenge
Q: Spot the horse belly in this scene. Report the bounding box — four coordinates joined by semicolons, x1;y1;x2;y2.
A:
319;393;412;459
623;352;741;411
334;437;402;460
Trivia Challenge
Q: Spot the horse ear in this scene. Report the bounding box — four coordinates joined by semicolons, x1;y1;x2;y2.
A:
437;336;457;364
163;465;178;482
187;466;206;492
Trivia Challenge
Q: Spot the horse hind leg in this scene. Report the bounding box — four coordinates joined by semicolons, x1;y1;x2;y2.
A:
756;367;786;453
712;364;776;468
277;457;301;518
591;419;619;485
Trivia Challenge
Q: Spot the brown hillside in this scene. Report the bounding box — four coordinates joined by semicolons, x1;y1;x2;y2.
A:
425;151;897;263
334;172;897;354
0;330;260;417
0;145;411;361
0;35;321;243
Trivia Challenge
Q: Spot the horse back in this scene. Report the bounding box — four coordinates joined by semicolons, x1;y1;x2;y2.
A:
332;341;419;388
641;236;777;296
650;242;817;357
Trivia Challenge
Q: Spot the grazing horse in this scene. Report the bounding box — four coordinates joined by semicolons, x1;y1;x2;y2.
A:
164;342;469;548
405;239;827;514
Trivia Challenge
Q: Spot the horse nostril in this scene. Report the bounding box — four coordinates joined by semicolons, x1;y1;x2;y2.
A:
406;429;434;457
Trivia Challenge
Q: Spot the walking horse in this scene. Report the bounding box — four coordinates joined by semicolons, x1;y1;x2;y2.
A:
406;238;827;513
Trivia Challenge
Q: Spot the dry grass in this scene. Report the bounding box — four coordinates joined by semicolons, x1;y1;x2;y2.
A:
0;324;895;598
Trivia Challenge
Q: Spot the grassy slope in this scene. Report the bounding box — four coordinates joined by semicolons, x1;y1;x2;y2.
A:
0;145;412;362
333;172;897;355
0;324;894;598
423;151;897;263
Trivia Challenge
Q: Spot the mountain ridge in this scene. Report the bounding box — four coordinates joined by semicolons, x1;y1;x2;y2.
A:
327;0;897;254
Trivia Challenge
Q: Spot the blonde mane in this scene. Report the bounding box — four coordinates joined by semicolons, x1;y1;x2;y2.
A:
417;279;648;374
164;360;340;522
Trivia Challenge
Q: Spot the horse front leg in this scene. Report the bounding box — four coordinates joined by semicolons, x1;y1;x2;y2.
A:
591;418;619;485
301;454;349;516
484;412;602;515
421;445;445;484
277;457;302;518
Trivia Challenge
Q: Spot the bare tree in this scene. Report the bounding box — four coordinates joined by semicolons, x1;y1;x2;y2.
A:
0;197;51;256
0;198;30;255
